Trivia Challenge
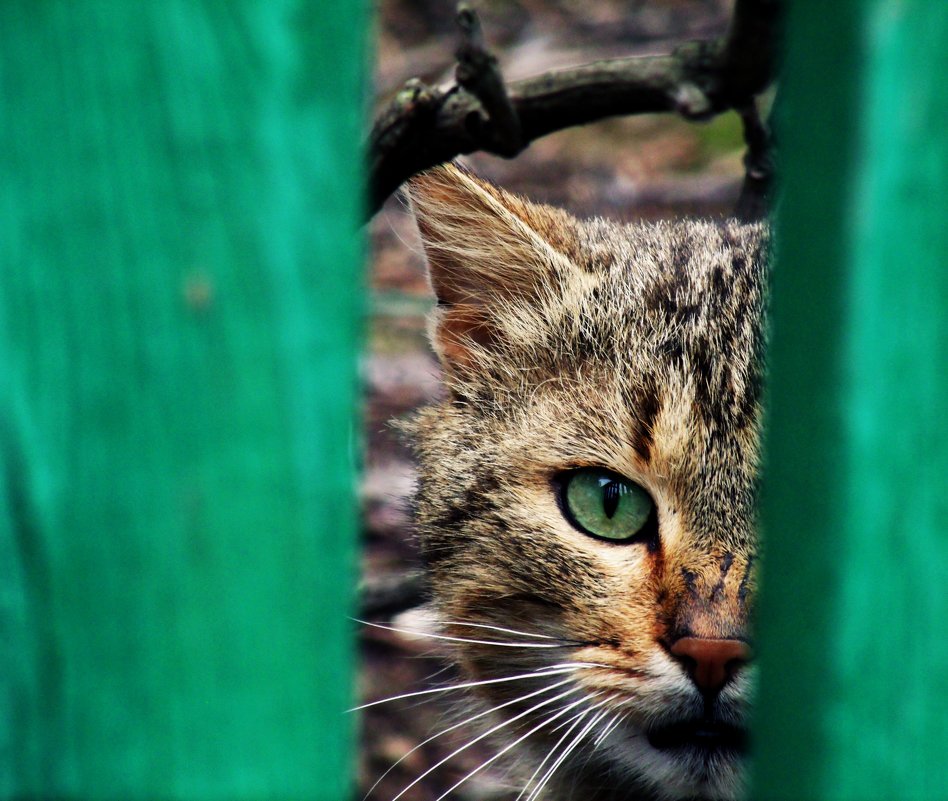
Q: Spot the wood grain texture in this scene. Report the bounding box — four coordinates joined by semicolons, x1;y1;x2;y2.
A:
0;2;365;798
753;2;948;798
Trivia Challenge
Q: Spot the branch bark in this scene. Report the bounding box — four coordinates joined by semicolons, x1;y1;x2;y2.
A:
367;0;782;218
734;101;776;222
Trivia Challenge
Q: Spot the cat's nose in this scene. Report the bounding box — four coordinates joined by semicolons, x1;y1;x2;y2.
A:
669;637;751;696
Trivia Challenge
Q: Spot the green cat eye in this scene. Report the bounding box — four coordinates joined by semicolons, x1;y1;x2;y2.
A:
562;468;655;543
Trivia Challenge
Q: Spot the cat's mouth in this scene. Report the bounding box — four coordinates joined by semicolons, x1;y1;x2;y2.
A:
646;718;747;755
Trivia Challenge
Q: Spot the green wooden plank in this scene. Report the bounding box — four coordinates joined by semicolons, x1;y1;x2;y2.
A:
753;2;948;798
0;2;365;798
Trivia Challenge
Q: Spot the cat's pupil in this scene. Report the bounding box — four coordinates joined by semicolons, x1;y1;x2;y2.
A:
602;480;622;519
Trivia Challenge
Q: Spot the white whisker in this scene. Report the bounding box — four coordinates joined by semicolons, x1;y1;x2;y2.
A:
439;620;559;640
593;707;629;747
361;678;574;801
350;664;584;711
527;712;602;801
432;694;600;801
515;708;591;801
389;687;583;801
547;708;589;737
356;619;573;649
527;706;611;801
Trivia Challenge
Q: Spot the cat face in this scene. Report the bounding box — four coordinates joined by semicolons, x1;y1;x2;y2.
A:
406;164;768;801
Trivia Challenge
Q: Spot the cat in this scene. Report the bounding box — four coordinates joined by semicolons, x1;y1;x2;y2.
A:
399;162;768;801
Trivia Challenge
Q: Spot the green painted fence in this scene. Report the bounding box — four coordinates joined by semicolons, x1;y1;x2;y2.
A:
0;3;365;798
753;2;948;799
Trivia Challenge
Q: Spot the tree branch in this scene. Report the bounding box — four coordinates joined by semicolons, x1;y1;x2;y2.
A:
453;2;522;156
367;0;782;218
734;100;776;222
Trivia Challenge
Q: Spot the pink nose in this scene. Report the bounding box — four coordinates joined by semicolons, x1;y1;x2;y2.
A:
670;637;751;695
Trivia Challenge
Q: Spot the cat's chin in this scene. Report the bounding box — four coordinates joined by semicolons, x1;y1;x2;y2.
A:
587;721;747;801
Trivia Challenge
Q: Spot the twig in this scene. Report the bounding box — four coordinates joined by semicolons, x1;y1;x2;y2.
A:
366;0;782;218
734;101;776;221
454;2;521;156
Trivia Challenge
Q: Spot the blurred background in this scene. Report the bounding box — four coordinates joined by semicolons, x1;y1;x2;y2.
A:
359;1;746;798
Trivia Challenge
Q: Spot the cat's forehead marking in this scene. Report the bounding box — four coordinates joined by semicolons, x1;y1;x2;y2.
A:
629;375;661;463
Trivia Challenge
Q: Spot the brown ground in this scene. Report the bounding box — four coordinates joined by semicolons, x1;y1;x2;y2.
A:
359;2;742;799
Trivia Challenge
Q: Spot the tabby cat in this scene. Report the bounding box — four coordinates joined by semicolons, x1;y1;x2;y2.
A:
399;163;767;801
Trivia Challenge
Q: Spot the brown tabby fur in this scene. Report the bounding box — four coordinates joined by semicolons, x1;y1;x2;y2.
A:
403;163;768;801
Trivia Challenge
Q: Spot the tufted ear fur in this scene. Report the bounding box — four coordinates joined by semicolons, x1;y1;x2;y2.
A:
408;163;579;373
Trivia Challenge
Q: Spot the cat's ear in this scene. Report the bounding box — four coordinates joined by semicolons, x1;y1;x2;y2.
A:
408;163;577;371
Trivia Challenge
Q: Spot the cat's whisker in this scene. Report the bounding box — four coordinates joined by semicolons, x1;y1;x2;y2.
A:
526;708;608;801
515;708;593;801
431;694;600;801
361;678;574;801
438;620;559;640
569;708;623;791
541;691;608;737
546;707;592;737
390;687;584;801
593;709;629;748
526;706;612;801
592;711;620;747
356;619;576;649
350;664;585;712
415;662;455;686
